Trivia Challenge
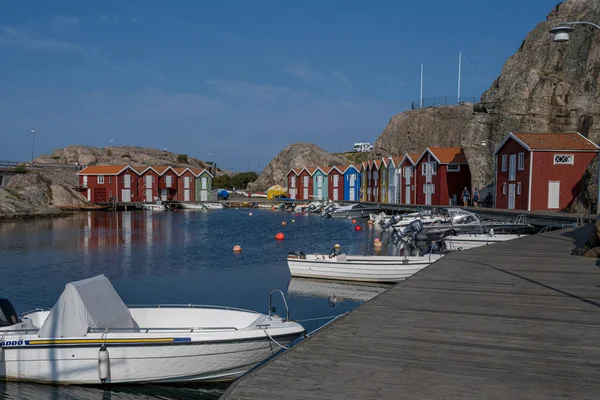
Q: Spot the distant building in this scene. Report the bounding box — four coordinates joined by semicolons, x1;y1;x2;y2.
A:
494;132;599;211
415;148;471;206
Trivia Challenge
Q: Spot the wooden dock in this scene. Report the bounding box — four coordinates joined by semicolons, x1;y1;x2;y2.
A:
222;225;600;399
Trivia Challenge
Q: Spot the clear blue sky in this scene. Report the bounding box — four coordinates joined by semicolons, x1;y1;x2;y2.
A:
0;0;557;171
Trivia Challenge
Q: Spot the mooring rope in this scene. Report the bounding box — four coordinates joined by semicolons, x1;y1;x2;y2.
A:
294;314;347;323
262;312;349;349
305;312;349;337
262;328;291;350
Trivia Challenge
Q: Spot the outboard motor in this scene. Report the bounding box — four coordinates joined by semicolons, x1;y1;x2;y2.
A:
0;298;19;327
403;219;424;238
383;214;403;229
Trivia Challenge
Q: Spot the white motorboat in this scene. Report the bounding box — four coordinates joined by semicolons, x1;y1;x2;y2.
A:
0;275;304;385
444;231;526;251
142;201;166;211
287;278;389;302
287;253;444;283
180;202;208;210
204;202;225;209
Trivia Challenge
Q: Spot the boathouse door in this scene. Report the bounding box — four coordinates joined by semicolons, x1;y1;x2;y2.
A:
122;174;132;202
508;183;516;209
333;175;339;201
424;183;434;206
200;177;208;201
548;181;560;209
303;176;309;199
145;175;153;201
317;176;323;199
404;166;412;204
349;174;356;201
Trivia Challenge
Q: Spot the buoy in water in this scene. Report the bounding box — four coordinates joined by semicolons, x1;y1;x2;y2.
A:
275;232;285;240
249;212;253;216
296;213;300;217
374;239;382;247
291;219;295;223
98;346;110;383
282;221;287;226
233;245;242;253
354;226;362;231
351;219;356;224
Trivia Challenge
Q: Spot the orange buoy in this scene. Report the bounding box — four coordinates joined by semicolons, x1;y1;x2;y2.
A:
351;219;356;224
282;221;287;226
233;245;242;253
354;226;362;231
275;232;285;240
374;239;382;247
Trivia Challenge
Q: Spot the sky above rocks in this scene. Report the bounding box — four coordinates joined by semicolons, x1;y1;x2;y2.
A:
0;0;556;171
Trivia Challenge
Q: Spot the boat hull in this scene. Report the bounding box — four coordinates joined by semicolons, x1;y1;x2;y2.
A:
0;333;299;384
445;234;525;251
287;254;443;283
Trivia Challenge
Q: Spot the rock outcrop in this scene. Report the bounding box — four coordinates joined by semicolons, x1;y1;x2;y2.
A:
248;143;349;191
35;145;208;170
0;170;88;219
374;0;600;195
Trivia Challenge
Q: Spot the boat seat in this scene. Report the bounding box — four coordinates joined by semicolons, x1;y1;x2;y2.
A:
336;254;347;262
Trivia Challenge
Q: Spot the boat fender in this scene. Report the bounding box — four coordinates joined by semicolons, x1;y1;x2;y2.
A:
98;345;110;383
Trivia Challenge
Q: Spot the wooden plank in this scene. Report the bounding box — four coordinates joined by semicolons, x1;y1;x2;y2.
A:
222;226;600;400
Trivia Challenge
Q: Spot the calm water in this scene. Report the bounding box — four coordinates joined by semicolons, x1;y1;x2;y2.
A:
0;209;397;399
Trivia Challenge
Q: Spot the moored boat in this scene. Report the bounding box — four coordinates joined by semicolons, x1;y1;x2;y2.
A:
141;201;167;211
286;252;444;283
204;202;225;209
444;231;526;251
180;202;208;210
0;275;304;385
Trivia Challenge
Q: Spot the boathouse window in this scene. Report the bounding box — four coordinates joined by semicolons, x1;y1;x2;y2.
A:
166;175;173;187
447;164;460;172
502;182;507;195
290;176;296;187
152;176;156;183
554;154;574;165
109;176;112;184
501;155;508;172
517;182;521;195
109;190;112;198
97;175;104;184
518;152;525;170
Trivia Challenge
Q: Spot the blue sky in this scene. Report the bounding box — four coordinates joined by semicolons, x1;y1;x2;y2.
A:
0;0;557;171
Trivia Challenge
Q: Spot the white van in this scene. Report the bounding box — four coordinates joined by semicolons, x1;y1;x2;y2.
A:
352;143;373;152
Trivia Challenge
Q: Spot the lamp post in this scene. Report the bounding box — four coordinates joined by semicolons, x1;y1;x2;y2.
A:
549;21;600;217
30;130;36;165
480;139;497;208
247;154;250;172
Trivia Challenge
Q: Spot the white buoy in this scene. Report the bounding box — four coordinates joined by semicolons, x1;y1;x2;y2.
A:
98;346;110;383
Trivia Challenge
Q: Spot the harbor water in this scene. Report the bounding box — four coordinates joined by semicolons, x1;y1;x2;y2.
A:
0;209;397;399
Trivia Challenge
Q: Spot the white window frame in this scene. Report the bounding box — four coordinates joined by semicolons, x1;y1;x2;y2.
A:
109;190;113;198
501;155;508;172
152;176;155;183
97;175;104;184
517;182;521;195
447;164;460;172
109;176;112;184
502;182;507;195
553;154;574;165
517;152;524;171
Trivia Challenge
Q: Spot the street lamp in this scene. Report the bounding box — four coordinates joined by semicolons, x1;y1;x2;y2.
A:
30;130;36;165
550;21;600;217
480;139;497;208
247;154;250;172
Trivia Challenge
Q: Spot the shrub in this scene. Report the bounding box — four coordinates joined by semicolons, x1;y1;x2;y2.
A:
15;165;28;174
50;156;60;160
121;154;130;158
106;149;113;156
177;154;189;164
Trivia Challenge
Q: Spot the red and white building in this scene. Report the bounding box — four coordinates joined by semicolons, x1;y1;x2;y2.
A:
494;132;599;210
173;167;196;202
134;166;160;202
327;166;345;202
78;165;140;203
415;148;471;206
397;153;420;205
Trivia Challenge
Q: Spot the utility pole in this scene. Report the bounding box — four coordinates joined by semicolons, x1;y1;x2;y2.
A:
457;51;462;102
31;130;36;165
420;63;423;109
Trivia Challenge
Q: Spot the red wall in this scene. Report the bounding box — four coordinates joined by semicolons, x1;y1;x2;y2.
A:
445;164;472;205
327;169;344;201
397;161;414;205
158;169;177;200
176;170;196;201
415;157;441;205
117;169;139;202
496;139;530;210
530;151;596;210
79;174;118;202
297;170;313;200
138;170;160;202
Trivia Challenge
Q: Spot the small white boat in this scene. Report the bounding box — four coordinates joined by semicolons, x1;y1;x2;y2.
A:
287;253;444;283
180;202;208;210
445;231;526;251
142;202;166;211
0;275;304;385
204;202;225;209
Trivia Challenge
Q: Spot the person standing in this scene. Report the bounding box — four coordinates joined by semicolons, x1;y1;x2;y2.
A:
462;186;470;207
473;188;479;207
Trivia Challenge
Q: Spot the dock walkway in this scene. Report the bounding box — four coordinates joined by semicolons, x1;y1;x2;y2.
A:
222;225;600;399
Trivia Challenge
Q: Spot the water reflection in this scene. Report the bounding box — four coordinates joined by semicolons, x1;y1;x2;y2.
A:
0;209;400;398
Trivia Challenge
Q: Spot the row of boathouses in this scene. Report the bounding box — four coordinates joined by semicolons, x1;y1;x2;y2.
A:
76;165;213;203
287;132;599;211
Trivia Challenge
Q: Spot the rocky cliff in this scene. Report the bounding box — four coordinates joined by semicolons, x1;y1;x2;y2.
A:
374;0;600;199
35;145;209;170
0;170;88;219
248;143;349;191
